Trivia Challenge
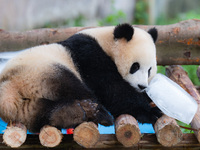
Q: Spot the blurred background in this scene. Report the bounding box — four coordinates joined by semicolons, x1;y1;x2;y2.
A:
1;0;200;31
0;0;200;134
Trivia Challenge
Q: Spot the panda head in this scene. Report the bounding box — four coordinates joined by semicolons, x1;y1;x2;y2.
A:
113;24;158;92
80;23;158;92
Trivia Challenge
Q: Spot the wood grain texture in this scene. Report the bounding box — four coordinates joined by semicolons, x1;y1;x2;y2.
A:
115;114;141;147
3;122;27;148
39;125;63;148
154;115;183;147
1;19;200;65
73;122;100;148
0;134;199;149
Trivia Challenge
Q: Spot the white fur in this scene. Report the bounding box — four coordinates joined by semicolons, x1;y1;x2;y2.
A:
80;26;157;91
1;44;81;80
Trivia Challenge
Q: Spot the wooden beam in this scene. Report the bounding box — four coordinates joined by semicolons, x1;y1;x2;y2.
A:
0;134;199;149
1;19;200;65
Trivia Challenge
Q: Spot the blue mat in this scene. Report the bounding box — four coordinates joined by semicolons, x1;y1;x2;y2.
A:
0;118;154;134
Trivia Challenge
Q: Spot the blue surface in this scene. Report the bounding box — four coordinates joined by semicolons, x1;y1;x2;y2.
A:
98;123;155;134
0;118;155;134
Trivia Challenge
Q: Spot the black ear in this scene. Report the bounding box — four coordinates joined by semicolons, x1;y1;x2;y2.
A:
114;23;134;42
148;28;158;43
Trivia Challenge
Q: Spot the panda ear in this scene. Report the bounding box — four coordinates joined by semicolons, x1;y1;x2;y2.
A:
148;28;158;43
114;23;134;42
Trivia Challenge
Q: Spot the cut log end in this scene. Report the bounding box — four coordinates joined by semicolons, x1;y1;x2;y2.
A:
154;115;183;147
3;122;27;148
39;125;63;148
115;114;141;147
156;124;183;147
73;122;100;148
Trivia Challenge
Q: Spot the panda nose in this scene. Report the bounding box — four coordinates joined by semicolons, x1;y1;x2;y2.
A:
138;84;147;90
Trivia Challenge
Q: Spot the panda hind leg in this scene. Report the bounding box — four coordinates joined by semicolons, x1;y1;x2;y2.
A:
49;99;114;129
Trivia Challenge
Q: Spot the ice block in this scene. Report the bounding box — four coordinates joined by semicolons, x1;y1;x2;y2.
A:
146;73;198;124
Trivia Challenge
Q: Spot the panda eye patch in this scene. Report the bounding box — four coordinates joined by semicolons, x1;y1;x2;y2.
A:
148;67;152;77
130;62;140;74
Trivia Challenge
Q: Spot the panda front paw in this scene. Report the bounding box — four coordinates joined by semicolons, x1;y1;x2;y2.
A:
79;100;114;126
150;107;163;124
136;107;163;125
94;104;114;126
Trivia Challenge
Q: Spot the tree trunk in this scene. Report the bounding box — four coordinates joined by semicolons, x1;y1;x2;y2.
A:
1;19;200;65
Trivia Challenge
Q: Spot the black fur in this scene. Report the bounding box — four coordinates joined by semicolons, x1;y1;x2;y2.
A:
31;63;114;132
113;23;134;42
59;34;162;124
148;28;158;43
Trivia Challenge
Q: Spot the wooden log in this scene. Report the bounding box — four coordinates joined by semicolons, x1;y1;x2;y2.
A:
73;122;100;148
0;134;200;149
166;65;200;142
3;121;27;148
1;19;200;65
39;125;63;147
115;114;141;147
154;115;183;147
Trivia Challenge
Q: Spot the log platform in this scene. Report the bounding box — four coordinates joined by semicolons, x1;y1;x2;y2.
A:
0;133;199;149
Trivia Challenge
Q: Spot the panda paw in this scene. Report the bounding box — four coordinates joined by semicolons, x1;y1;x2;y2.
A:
79;100;114;126
136;107;163;124
94;104;114;126
150;107;163;124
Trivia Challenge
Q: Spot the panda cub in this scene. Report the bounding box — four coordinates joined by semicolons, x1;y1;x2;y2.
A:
0;23;161;133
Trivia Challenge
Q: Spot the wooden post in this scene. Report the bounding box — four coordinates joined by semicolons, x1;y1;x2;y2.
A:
166;65;200;142
39;125;63;147
115;114;141;147
73;122;100;148
154;115;183;147
3;121;27;148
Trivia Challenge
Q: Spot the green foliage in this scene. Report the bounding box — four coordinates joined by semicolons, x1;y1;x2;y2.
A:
182;65;200;86
157;66;166;75
41;15;85;28
98;10;126;26
134;0;149;25
177;121;194;133
157;10;200;25
98;3;126;26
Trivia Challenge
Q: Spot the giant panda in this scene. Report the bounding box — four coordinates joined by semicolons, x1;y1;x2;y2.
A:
0;23;161;133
